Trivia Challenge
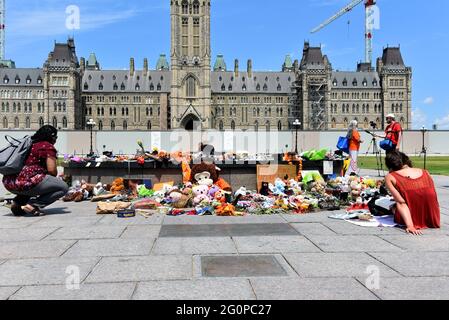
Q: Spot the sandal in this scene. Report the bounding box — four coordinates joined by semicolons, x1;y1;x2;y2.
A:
21;205;44;217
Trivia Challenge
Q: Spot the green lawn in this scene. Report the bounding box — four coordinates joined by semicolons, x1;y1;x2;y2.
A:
358;156;449;176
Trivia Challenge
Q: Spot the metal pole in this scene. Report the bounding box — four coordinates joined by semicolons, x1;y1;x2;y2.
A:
90;125;93;155
295;126;298;154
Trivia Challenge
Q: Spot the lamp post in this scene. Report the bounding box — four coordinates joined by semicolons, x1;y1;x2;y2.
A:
420;126;428;170
293;119;302;154
86;119;96;157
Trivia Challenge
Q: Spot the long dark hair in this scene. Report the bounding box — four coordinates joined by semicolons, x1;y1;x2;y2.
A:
31;125;58;144
385;151;413;172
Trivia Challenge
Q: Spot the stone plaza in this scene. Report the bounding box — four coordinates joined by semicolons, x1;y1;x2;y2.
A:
0;170;448;300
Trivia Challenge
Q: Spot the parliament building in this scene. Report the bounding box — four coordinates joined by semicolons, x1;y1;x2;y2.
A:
0;0;412;132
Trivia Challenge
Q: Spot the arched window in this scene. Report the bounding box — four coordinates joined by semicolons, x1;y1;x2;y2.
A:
39;117;44;128
52;117;57;128
266;121;270;131
98;120;103;131
193;0;200;14
182;0;189;14
121;83;126;91
277;121;282;131
219;120;224;131
186;76;196;97
231;120;235;131
123;120;128;131
147;121;152;130
254;121;259;132
263;84;268;91
221;83;226;91
150;83;154;91
99;83;103;91
25;117;31;129
277;84;282;91
63;102;66;113
331;118;336;129
84;82;88;90
62;117;68;129
2;117;7;129
111;121;116;131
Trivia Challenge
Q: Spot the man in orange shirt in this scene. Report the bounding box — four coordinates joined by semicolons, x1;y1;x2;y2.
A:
346;120;363;176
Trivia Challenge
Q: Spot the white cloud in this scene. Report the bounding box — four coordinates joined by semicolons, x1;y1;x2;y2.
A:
411;108;427;129
435;114;449;130
423;97;434;105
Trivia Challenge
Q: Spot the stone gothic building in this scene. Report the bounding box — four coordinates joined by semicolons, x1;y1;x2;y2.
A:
0;0;412;131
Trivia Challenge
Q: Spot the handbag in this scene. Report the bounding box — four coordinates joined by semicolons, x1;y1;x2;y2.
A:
0;136;32;175
379;139;394;151
337;136;349;154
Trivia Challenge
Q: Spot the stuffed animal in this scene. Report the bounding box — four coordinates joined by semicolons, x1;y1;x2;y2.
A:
273;179;286;195
235;186;249;198
189;163;232;191
208;185;220;198
110;178;125;194
214;189;227;203
137;185;154;198
193;185;210;205
167;190;192;209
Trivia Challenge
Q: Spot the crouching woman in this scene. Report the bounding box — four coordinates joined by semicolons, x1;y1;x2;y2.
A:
385;151;440;235
2;125;68;216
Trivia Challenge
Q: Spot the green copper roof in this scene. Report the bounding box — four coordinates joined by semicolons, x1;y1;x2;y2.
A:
213;54;227;71
156;54;170;70
0;59;16;69
284;54;293;68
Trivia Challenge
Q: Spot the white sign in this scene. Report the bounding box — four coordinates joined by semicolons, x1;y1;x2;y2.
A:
323;161;334;175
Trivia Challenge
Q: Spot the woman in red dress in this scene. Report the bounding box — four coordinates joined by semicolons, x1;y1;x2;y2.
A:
385;151;440;235
2;125;68;216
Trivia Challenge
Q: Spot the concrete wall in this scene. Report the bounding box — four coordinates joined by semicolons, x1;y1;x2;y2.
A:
1;130;448;155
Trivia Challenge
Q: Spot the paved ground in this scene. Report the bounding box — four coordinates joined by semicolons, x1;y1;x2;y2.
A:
0;170;448;300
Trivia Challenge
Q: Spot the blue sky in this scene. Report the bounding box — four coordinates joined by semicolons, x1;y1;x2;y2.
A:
4;0;449;129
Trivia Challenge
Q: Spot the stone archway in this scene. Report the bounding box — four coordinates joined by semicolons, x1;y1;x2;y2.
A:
181;113;201;131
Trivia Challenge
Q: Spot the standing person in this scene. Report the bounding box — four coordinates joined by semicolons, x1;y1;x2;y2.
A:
385;151;440;235
384;114;402;151
346;120;362;176
2;125;68;216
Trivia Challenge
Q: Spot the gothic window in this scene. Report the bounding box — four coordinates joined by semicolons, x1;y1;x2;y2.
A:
182;0;189;14
219;120;224;131
362;79;367;87
186;76;196;97
63;102;67;113
135;84;140;91
277;84;282;91
263;84;268;92
147;121;152;130
221;84;226;91
150;83;154;91
254;120;259;132
98;121;103;131
111;121;115;131
62;117;68;129
2;117;7;129
52;117;57;128
123;121;128;131
84;82;89;90
331;118;336;129
157;83;161;91
39;117;44;128
278;121;282;131
101;107;104;116
113;83;118;91
256;84;260;91
228;84;233;91
121;83;126;91
99;83;104;90
193;0;200;14
231;120;235;131
400;104;403;113
242;84;247;91
266;121;270;131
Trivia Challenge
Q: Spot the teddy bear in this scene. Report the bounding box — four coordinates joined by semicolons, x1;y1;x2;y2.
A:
190;163;232;191
193;185;210;205
167;190;192;209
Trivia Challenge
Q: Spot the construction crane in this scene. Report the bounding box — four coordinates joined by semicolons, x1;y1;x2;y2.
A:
311;0;377;66
0;0;5;60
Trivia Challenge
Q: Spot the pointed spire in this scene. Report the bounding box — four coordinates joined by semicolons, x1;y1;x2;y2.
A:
213;54;227;71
